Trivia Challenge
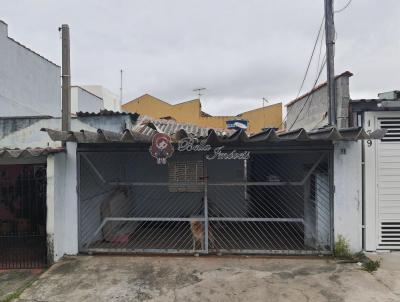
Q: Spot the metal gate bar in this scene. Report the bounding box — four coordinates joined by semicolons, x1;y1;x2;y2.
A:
78;149;332;255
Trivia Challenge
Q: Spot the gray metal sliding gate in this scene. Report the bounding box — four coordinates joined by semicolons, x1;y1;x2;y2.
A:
78;147;333;255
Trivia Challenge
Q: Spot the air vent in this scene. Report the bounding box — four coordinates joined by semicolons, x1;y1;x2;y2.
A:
168;160;204;192
379;118;400;142
379;222;400;249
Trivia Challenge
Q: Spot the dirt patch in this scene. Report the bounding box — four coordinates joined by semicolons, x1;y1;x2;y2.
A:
50;259;80;275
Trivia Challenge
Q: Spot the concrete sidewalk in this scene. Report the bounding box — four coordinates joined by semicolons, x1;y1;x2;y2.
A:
0;269;42;302
367;252;400;297
15;255;400;302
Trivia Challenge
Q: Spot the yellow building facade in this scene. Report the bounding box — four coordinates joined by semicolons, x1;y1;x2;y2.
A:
122;94;282;134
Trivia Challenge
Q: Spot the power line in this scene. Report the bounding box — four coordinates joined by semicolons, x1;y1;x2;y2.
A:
278;15;325;129
284;0;346;131
334;0;352;13
315;24;325;79
287;56;327;131
295;17;325;99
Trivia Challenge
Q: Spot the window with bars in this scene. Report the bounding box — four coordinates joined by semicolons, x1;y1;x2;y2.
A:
168;160;204;192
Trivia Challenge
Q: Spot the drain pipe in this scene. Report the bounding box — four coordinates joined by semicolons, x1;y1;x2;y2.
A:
361;112;366;250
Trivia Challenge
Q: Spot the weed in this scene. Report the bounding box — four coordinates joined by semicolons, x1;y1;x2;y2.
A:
334;235;351;258
362;260;381;273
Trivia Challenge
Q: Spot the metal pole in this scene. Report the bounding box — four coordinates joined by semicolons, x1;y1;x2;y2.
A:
60;24;71;131
120;69;123;105
204;177;209;254
324;0;336;126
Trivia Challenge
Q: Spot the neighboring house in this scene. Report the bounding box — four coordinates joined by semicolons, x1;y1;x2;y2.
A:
0;20;124;269
122;94;282;134
285;71;352;131
285;71;400;252
71;86;104;114
80;85;121;112
350;92;400;251
0;20;61;117
0;111;139;269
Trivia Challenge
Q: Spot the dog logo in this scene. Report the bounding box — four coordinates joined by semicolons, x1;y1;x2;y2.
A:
149;133;174;164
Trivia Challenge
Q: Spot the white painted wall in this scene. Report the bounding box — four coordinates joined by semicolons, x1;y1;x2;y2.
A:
47;152;65;261
71;86;104;114
81;85;121;112
63;142;79;255
46;142;78;261
286;73;351;130
334;141;362;252
0;21;61;117
0;115;134;149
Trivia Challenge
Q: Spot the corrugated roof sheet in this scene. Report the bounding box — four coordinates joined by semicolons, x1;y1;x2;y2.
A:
41;126;386;145
0;147;64;158
133;116;231;137
76;110;140;119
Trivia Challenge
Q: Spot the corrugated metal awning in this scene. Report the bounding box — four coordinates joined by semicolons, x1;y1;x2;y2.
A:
40;126;386;145
0;147;64;159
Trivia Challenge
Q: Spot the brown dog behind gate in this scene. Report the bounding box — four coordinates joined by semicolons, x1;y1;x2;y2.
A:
190;220;216;251
190;220;204;251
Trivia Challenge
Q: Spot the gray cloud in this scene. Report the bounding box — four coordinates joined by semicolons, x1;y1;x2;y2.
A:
2;0;399;115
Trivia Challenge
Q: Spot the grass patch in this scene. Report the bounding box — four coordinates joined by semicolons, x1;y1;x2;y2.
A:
362;260;381;273
334;235;352;259
1;273;41;302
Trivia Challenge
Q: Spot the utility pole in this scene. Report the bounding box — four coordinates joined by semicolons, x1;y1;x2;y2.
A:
60;24;71;131
324;0;336;126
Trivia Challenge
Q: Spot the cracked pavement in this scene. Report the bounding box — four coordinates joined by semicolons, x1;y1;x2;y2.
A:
13;255;400;302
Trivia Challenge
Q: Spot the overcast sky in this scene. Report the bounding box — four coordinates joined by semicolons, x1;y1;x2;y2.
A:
2;0;399;115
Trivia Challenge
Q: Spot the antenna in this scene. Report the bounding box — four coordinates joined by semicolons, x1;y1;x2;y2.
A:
193;88;206;99
262;98;269;128
120;69;123;105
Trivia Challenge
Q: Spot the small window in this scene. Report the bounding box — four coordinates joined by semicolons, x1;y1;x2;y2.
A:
168;160;204;192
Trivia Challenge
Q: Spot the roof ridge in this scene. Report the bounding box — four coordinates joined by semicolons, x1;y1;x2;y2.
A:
7;36;60;68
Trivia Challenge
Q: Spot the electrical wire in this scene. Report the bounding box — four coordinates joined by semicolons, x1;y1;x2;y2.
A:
334;0;352;13
305;28;326;115
278;16;326;130
294;17;325;100
287;56;327;131
282;1;347;131
315;25;325;79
